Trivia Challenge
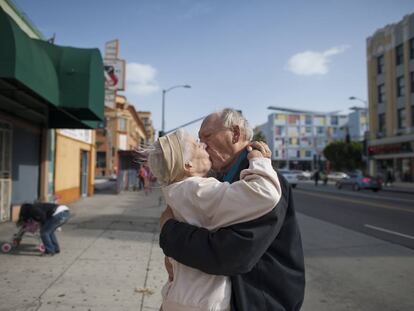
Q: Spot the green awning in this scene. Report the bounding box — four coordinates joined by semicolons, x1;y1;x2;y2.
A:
0;7;104;128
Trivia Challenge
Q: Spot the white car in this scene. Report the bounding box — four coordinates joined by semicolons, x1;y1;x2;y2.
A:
327;172;349;181
279;170;298;188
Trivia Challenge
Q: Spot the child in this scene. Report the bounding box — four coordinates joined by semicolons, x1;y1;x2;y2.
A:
146;129;281;311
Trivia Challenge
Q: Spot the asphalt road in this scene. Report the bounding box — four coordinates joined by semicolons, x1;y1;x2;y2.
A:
293;182;414;250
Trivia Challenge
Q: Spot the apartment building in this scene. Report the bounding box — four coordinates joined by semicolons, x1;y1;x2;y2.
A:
95;95;147;177
262;107;348;170
367;13;414;182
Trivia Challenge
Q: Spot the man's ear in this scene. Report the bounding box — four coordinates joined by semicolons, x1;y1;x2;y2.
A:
232;125;240;144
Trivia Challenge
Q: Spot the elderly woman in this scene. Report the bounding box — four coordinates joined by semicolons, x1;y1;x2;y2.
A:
147;129;281;311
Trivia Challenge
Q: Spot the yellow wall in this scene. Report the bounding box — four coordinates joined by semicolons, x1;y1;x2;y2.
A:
55;131;95;204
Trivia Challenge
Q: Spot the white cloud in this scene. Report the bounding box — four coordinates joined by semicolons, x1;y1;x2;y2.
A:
126;63;159;96
286;45;350;76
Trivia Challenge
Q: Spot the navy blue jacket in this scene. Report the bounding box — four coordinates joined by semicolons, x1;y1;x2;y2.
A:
160;158;305;311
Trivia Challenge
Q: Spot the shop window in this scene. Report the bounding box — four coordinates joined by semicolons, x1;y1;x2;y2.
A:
396;44;404;66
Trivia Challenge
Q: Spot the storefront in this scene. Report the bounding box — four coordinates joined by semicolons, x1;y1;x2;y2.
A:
369;140;414;182
0;7;104;221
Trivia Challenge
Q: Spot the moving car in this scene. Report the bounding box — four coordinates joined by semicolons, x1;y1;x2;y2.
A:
335;173;382;192
279;170;298;188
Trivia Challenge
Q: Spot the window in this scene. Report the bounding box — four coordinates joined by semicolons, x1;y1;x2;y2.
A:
296;150;300;158
397;76;405;97
397;108;406;129
330;116;338;126
377;55;384;74
378;113;386;133
317;127;324;134
410;38;414;59
119;118;127;131
377;84;385;103
396;44;404;66
305;126;312;134
96;152;106;168
305;115;312;125
305;150;312;157
411;72;414;93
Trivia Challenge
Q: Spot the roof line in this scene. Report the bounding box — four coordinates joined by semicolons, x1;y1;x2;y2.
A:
267;106;345;115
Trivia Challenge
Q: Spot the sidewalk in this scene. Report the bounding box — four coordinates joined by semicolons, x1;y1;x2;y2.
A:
1;189;413;310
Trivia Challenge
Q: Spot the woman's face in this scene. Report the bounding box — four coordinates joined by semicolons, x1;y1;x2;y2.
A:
186;135;212;176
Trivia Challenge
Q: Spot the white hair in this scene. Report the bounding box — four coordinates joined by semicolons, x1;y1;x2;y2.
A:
146;128;193;186
218;108;253;141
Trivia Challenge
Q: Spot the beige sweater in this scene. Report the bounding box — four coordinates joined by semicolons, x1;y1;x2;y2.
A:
161;157;281;311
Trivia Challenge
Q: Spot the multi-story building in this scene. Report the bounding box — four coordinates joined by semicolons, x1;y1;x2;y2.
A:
261;107;348;170
138;111;155;145
95;95;147;177
348;107;369;141
367;13;414;182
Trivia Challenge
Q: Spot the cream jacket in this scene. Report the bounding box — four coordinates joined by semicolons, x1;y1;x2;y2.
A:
161;157;281;311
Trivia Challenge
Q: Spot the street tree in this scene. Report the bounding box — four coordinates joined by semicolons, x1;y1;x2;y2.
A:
253;130;267;143
323;141;363;171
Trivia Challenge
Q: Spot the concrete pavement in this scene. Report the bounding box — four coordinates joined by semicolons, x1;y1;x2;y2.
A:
1;187;413;310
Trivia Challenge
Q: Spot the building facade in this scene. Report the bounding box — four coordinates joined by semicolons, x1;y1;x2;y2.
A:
0;1;104;221
367;13;414;182
137;111;155;145
262;107;348;170
95;95;147;177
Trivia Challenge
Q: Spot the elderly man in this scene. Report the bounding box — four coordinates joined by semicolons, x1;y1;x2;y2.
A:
160;108;305;311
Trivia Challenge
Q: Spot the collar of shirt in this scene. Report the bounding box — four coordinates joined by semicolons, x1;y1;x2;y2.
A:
222;150;248;183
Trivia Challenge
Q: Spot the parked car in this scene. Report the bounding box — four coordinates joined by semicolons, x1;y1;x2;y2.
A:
327;171;349;182
279;170;298;188
291;170;308;180
335;173;382;192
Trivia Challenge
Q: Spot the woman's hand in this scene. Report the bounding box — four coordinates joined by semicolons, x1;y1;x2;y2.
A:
247;141;272;160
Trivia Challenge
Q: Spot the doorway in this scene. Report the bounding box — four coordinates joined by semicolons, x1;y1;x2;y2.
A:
0;121;12;222
80;150;89;197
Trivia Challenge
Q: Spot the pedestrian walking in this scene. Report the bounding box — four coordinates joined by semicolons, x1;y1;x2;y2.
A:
314;170;320;186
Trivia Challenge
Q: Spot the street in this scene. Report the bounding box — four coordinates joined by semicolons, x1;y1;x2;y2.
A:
293;182;414;250
0;185;413;310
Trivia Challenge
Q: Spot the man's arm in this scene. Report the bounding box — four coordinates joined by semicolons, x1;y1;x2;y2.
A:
160;181;289;276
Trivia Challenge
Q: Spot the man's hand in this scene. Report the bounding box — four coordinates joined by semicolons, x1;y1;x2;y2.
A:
247;141;272;160
160;206;174;230
165;256;174;282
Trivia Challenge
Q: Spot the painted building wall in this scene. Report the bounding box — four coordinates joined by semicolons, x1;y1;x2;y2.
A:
55;130;95;204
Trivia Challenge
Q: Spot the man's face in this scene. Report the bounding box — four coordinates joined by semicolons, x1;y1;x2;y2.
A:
198;115;235;172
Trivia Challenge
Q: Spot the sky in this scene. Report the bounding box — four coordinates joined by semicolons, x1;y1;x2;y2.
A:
12;0;414;137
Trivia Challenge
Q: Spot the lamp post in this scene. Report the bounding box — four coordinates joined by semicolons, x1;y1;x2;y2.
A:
160;84;191;137
349;96;370;173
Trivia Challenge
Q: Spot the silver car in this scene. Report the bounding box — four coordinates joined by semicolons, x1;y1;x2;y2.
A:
279;170;298;188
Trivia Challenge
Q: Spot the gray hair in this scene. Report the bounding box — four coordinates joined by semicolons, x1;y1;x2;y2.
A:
147;128;193;186
218;108;253;141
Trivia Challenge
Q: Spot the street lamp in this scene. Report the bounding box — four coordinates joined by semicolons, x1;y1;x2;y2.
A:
161;84;191;137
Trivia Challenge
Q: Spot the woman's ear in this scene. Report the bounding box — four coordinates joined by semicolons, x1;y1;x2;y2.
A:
184;161;193;171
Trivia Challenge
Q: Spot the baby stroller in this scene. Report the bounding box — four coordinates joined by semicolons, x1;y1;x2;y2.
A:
1;219;45;253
